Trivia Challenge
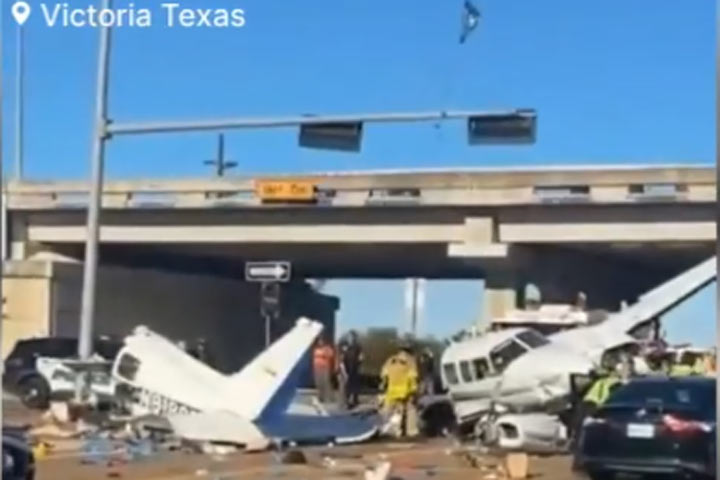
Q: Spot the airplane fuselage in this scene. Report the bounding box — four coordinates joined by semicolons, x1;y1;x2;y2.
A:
440;328;596;424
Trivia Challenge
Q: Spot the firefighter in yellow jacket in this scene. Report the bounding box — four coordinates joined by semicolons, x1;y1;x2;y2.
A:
380;341;419;438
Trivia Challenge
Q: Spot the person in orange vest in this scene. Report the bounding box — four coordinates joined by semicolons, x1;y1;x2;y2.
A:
312;337;336;404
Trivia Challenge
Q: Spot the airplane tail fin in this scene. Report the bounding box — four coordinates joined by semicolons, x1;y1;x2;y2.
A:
607;256;716;335
227;317;323;421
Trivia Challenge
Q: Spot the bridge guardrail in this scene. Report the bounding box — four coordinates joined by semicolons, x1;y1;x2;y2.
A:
4;168;716;209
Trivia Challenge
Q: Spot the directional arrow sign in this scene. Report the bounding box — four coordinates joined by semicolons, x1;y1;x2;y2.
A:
245;261;292;282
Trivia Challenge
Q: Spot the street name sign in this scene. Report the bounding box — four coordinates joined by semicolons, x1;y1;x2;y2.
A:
245;261;291;282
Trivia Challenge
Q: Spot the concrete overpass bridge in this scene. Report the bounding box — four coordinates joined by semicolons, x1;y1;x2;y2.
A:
3;164;716;315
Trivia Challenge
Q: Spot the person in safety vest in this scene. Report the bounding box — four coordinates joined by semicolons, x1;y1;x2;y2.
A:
379;341;419;438
583;368;622;406
312;337;335;403
571;355;624;453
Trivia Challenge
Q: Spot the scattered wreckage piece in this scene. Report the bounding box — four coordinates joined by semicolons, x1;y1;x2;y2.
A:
452;447;530;480
108;318;380;450
29;403;96;441
165;411;270;451
364;461;392;480
477;412;568;453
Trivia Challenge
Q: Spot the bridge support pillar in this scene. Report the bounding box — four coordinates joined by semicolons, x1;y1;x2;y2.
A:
9;215;32;260
479;275;518;330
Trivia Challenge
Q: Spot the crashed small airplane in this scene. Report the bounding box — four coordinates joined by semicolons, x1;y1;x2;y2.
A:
431;256;716;451
110;318;379;449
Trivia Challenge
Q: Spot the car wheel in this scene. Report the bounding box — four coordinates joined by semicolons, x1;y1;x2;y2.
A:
19;376;50;410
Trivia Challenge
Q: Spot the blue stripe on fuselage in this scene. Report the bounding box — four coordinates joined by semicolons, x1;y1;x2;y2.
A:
256;413;379;444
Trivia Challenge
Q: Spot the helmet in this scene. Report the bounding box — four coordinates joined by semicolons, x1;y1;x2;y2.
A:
600;352;617;371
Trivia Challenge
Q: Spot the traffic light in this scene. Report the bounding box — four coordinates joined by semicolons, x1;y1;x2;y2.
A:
467;109;537;145
260;282;281;319
299;122;363;152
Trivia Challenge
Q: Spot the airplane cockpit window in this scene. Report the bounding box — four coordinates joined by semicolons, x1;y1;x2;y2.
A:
117;353;141;382
490;339;528;373
472;358;491;379
443;363;459;385
516;329;550;349
459;361;473;383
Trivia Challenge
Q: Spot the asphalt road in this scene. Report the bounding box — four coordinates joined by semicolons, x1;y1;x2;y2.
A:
34;443;585;480
3;398;585;480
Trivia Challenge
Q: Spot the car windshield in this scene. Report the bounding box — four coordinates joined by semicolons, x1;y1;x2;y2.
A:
608;380;716;419
515;329;550;349
489;339;528;373
16;339;77;359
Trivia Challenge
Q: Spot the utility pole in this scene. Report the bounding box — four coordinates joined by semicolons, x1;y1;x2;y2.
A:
77;0;112;375
0;6;6;466
14;23;25;180
203;133;237;176
405;278;426;337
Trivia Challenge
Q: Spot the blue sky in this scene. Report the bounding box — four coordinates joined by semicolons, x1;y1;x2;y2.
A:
1;0;716;342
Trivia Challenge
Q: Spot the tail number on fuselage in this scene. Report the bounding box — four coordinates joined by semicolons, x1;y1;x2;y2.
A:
137;388;198;416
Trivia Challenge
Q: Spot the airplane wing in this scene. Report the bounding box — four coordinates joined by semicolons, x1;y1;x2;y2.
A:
604;256;716;335
165;411;270;450
553;256;716;361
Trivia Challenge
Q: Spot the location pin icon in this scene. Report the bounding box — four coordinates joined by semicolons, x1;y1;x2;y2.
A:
12;1;31;26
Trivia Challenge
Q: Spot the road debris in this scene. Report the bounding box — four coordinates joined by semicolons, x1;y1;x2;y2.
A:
364;461;392;480
277;449;307;465
503;452;529;479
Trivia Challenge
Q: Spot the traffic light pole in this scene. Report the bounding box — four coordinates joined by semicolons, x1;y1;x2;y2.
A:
105;110;528;136
264;312;271;348
75;0;112;403
260;281;281;347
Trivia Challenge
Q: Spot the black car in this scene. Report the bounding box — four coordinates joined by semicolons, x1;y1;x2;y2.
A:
3;337;122;409
576;376;716;480
3;428;35;480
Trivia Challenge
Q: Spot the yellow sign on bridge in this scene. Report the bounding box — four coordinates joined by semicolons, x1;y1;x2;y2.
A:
255;180;316;202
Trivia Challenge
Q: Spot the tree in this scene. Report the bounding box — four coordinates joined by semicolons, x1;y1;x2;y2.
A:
348;328;445;376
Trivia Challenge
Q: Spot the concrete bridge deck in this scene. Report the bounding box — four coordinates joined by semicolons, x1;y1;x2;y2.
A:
5;164;715;210
3;164;716;312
